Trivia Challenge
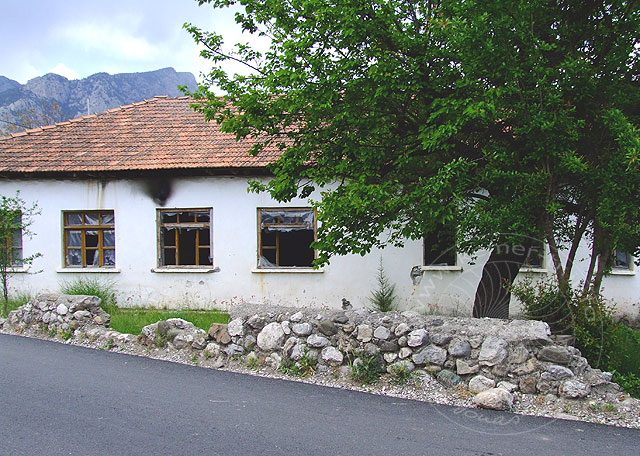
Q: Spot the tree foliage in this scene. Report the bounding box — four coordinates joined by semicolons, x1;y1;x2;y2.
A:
0;193;40;316
186;0;640;311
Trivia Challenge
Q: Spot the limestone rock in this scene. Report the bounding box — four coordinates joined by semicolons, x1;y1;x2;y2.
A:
292;322;313;336
407;329;429;347
430;332;453;346
469;375;496;393
519;376;538;394
399;347;412;359
318;320;338;336
56;304;68;315
394;322;410;337
290;311;304;322
388;360;415;374
560;380;590;399
474;388;513;411
412;345;447;366
538;346;571;365
384;352;398;363
321;347;344;365
256;322;286;351
265;353;282;369
356;324;373;342
479;336;508;366
332;313;349;324
546;364;574;380
456;359;479;376
448;338;471;358
227;318;244;337
208;323;231;345
373;326;392;340
497;381;518;393
307;334;330;348
247;315;267;330
223;344;244;357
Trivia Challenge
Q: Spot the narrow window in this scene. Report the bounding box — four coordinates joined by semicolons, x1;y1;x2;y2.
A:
258;208;315;268
423;224;457;267
63;210;115;268
613;250;632;270
158;209;212;267
2;211;23;266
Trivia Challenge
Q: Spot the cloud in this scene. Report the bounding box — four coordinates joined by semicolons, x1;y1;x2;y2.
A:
57;22;160;61
48;63;79;80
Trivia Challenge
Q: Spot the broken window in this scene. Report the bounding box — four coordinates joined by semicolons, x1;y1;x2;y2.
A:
613;250;633;270
158;209;213;267
258;208;315;268
423;224;457;267
522;241;545;269
63;210;115;267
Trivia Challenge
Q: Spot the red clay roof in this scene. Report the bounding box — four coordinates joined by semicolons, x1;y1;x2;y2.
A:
0;96;280;174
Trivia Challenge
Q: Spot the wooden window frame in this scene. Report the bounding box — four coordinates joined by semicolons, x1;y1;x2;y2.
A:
157;208;213;268
3;211;23;267
257;207;317;268
613;250;633;271
423;225;457;267
63;210;115;268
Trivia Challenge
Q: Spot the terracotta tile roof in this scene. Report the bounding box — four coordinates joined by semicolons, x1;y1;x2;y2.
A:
0;96;280;174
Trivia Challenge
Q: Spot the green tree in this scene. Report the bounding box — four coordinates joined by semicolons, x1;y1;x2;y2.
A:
186;0;640;317
0;193;40;316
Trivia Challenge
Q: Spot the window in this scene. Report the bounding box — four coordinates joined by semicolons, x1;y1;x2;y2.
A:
158;209;212;267
3;211;22;266
423;224;457;267
522;241;544;269
613;250;633;270
63;211;115;267
258;208;315;268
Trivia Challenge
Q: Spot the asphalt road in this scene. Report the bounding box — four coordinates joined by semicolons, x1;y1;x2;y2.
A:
0;333;638;456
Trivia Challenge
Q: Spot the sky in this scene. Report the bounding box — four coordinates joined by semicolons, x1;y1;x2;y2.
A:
0;0;254;85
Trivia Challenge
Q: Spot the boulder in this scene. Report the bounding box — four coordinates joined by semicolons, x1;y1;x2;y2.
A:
321;347;344;365
473;388;513;411
437;369;462;388
478;336;508;366
227;318;244;337
469;375;496;393
538;346;571;365
373;326;392;340
560;380;590;399
292;322;313;336
208;323;231;345
407;329;429;347
256;322;286;351
448;338;471;358
412;345;447;366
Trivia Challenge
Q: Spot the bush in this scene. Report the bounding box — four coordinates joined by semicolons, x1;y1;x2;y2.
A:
368;258;397;312
350;351;384;385
59;277;117;309
512;279;640;397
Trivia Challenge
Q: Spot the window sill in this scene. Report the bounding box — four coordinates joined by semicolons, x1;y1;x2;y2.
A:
151;267;220;273
519;267;548;274
252;268;324;273
610;268;635;276
57;268;120;273
421;265;463;272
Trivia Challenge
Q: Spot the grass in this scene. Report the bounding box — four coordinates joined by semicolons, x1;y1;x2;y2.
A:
103;305;229;335
59;277;228;335
1;293;31;317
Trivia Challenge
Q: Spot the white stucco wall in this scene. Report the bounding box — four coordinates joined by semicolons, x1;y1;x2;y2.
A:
1;176;638;319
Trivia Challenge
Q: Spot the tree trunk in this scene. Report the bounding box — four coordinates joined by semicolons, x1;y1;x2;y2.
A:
472;241;531;319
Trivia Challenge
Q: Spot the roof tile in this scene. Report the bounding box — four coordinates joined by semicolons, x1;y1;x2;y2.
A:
0;97;280;174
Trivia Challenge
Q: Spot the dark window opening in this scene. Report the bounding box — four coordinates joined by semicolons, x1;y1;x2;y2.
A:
423;225;456;266
522;242;544;269
614;250;632;270
158;209;212;267
258;209;315;268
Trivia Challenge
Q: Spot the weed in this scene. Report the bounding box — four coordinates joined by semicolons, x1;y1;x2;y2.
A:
246;355;261;370
191;353;199;365
604;403;616;412
368;258;397;312
104;338;115;350
390;364;413;385
280;351;317;377
47;326;56;337
590;403;601;412
58;328;73;341
60;277;117;308
350;351;383;385
0;293;31;318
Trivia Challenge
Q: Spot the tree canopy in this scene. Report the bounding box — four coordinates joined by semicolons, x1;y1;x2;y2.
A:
186;0;640;314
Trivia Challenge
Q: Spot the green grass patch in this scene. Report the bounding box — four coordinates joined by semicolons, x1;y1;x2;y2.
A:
102;305;229;335
1;293;31;317
59;276;228;335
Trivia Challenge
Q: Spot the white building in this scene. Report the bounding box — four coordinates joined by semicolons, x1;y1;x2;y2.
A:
1;96;637;318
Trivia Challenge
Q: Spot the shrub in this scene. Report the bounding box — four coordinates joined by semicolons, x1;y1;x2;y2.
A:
512;279;640;397
350;351;384;385
368;258;397;312
59;277;117;309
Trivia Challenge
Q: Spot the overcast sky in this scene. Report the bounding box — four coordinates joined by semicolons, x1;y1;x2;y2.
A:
1;0;252;84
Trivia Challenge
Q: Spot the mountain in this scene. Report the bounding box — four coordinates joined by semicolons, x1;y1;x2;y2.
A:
0;67;197;134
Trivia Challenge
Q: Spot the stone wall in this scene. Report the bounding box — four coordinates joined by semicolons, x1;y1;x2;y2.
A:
1;295;621;411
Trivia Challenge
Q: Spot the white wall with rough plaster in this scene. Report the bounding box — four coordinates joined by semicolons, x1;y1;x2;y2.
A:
1;176;638;319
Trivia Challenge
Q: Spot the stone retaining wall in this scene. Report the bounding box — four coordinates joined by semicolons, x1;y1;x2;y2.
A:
0;295;621;411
